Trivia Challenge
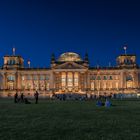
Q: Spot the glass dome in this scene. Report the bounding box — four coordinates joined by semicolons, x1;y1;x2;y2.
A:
58;52;82;62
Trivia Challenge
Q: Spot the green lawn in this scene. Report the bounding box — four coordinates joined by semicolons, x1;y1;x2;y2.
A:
0;99;140;140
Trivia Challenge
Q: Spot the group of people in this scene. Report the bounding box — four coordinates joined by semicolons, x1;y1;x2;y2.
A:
96;99;112;107
14;91;39;104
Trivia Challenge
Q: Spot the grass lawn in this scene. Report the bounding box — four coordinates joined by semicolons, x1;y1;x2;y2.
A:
0;99;140;140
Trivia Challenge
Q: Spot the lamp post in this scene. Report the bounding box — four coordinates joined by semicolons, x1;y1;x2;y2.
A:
124;46;127;55
13;47;16;56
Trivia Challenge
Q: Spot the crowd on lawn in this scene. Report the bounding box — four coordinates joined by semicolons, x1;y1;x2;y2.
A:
14;92;112;107
14;91;39;104
96;99;112;107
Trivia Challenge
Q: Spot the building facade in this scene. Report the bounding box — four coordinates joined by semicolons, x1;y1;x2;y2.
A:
0;50;140;97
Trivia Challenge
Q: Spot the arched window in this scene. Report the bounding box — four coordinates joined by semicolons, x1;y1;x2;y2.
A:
33;75;38;80
27;75;31;80
97;76;101;80
103;76;107;80
7;60;10;65
40;75;45;80
46;76;49;80
7;75;15;81
109;76;113;80
126;75;133;81
90;75;96;80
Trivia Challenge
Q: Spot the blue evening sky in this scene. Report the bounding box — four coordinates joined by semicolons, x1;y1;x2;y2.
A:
0;0;140;67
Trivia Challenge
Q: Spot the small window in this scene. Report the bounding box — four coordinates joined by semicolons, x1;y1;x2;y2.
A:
126;75;133;81
103;76;107;80
7;75;15;81
46;76;49;80
40;76;45;80
90;75;96;80
97;76;101;80
33;75;38;80
109;76;113;80
27;75;31;80
7;60;10;65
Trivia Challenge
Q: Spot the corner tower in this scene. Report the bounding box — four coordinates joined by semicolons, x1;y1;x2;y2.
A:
116;54;137;68
3;48;24;69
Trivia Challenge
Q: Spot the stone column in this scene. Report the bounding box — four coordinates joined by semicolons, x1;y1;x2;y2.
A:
38;75;40;90
17;72;21;90
73;72;74;87
87;72;91;89
1;73;6;90
49;71;54;93
4;73;7;90
78;73;81;90
66;72;68;89
134;72;138;88
44;74;46;91
31;74;34;90
120;70;124;89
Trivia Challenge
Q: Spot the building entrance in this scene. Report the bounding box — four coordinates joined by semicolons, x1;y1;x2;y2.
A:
61;72;79;93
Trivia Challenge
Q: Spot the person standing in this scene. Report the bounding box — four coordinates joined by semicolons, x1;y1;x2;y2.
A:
20;93;24;102
34;91;39;104
14;92;18;103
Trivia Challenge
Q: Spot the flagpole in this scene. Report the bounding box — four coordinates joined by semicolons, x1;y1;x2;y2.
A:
97;67;100;98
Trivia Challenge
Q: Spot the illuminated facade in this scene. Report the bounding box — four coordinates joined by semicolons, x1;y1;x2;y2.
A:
0;50;140;97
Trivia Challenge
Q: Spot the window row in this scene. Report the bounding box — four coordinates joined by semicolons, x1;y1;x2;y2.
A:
22;75;50;81
7;60;19;65
90;75;115;80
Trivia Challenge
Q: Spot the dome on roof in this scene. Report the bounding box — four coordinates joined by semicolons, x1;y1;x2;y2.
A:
58;52;82;62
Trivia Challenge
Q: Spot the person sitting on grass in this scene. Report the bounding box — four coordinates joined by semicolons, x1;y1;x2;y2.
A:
24;98;31;104
96;100;104;107
105;99;112;107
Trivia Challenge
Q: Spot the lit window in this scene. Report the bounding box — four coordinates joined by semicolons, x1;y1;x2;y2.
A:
22;76;25;81
97;76;101;80
91;82;94;90
109;76;113;80
40;75;45;80
126;75;133;81
46;76;49;80
33;75;38;80
27;75;31;80
103;76;107;80
7;75;15;81
90;75;96;80
61;73;66;87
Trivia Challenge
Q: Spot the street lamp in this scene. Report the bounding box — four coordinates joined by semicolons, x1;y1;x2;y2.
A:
28;60;31;68
124;46;127;55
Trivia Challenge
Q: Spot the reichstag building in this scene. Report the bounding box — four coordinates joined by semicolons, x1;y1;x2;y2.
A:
0;49;140;97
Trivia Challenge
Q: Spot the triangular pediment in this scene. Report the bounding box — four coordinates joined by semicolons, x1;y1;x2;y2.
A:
53;62;87;69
